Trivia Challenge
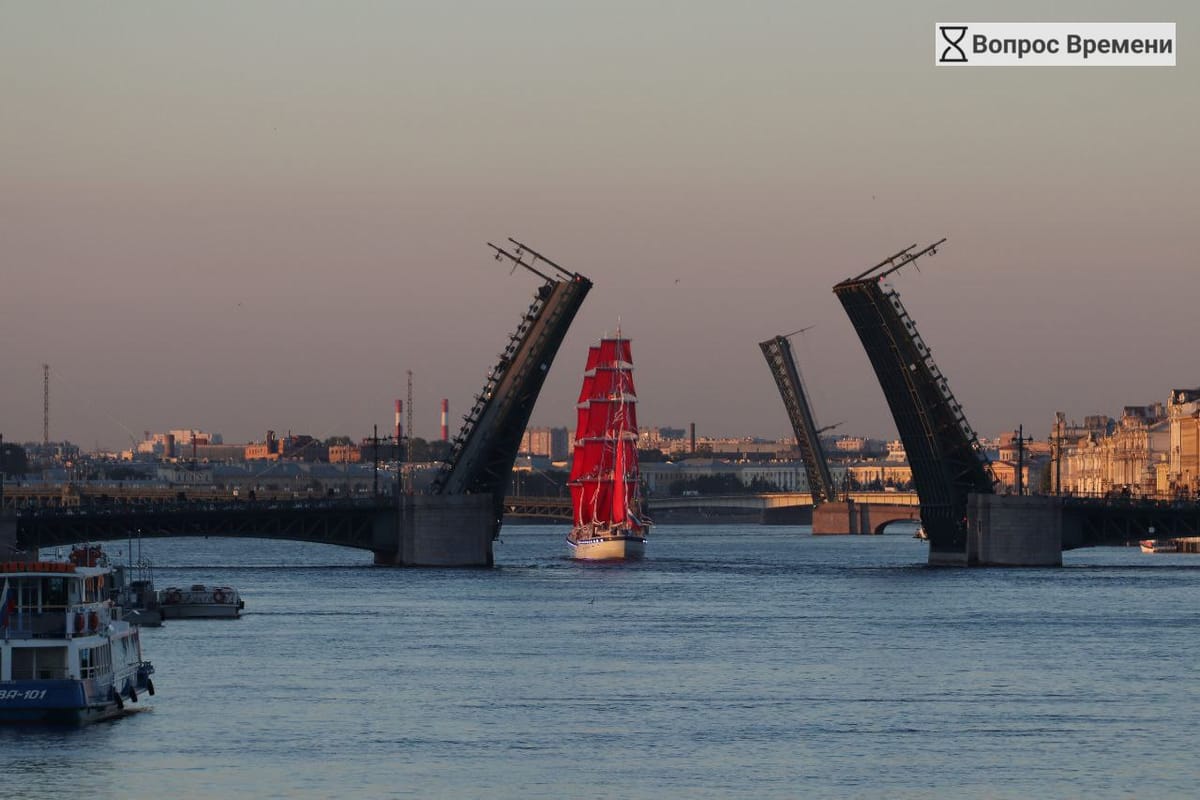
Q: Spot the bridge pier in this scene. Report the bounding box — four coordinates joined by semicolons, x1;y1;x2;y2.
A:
812;500;920;535
762;505;813;525
960;494;1062;567
373;494;495;567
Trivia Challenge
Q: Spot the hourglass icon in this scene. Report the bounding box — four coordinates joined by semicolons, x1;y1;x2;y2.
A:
939;26;968;62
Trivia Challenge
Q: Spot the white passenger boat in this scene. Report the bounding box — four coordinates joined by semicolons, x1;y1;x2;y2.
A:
158;584;244;619
0;547;155;724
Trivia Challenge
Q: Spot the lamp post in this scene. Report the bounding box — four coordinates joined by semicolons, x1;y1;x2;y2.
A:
372;425;379;498
1012;425;1034;496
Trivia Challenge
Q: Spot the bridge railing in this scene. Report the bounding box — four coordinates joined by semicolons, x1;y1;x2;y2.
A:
16;496;392;520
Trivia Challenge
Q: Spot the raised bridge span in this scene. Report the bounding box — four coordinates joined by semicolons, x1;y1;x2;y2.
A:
759;330;922;534
6;241;592;568
828;240;1200;564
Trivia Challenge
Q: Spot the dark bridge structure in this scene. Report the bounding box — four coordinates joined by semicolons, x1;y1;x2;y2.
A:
429;239;591;534
759;332;838;506
760;330;921;534
16;500;389;555
9;240;591;568
830;239;1200;565
833;240;997;564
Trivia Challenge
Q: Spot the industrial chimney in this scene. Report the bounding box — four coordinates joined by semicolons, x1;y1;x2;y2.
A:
440;398;449;441
395;399;403;442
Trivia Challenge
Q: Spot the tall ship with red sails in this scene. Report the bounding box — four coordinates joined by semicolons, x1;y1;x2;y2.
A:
567;331;651;559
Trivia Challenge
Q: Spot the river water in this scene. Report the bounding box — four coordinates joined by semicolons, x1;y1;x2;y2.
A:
2;525;1198;799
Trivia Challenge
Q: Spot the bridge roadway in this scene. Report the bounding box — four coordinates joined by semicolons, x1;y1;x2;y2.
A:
7;491;921;557
13;498;393;558
2;485;918;516
9;491;1195;563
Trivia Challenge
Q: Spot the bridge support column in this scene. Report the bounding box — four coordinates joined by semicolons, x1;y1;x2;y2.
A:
856;503;873;535
812;500;854;534
373;494;495;567
762;505;814;525
963;494;1061;567
813;500;920;535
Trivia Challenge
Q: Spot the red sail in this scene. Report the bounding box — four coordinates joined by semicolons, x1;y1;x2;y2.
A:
609;402;638;437
583;401;614;439
576;439;607;478
584;346;602;373
577;374;596;405
596;338;633;367
569;331;646;533
611;431;628;524
568;442;586;481
590;367;636;400
570;483;587;525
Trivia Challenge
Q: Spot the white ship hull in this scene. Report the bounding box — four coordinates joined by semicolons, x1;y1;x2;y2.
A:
159;585;244;619
567;534;645;561
161;603;240;619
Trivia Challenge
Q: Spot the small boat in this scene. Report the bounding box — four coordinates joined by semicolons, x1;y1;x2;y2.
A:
1139;539;1177;554
109;561;163;627
567;330;651;560
913;526;928;540
0;547;156;725
158;584;244;619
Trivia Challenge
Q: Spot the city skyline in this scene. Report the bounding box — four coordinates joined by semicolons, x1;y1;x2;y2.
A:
3;2;1196;450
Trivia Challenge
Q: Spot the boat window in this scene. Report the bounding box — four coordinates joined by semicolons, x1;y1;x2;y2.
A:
43;577;67;609
79;643;112;680
16;579;39;612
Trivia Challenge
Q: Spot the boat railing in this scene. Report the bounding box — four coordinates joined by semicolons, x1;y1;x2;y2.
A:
3;611;69;639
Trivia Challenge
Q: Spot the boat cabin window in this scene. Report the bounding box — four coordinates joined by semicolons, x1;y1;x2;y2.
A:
43;577;68;609
12;647;69;680
79;643;112;680
9;576;71;611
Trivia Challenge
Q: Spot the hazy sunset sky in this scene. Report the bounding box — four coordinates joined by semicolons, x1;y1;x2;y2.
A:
2;1;1196;450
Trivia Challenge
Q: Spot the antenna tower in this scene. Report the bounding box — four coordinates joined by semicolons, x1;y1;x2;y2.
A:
42;363;50;446
406;370;414;492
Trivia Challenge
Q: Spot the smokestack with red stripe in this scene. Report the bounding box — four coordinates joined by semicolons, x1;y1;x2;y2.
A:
395;399;403;442
440;398;449;441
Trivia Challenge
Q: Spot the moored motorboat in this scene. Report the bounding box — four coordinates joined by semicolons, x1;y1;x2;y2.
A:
0;547;155;725
110;562;163;627
1139;539;1177;554
158;584;244;619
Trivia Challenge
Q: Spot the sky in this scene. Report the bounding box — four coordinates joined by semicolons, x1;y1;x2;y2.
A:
1;1;1196;450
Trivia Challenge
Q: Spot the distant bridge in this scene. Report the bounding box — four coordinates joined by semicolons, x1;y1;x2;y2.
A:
7;492;924;557
1063;497;1200;547
7;489;1198;562
12;499;392;558
504;492;919;523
